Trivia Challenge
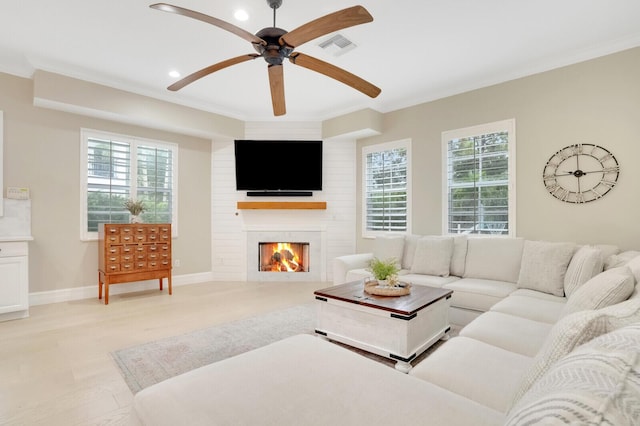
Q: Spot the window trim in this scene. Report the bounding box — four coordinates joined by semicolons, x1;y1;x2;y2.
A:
80;129;179;241
441;119;516;236
362;138;412;239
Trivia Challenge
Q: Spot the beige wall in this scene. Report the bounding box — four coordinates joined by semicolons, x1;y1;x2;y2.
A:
357;47;640;252
2;46;639;297
0;73;212;294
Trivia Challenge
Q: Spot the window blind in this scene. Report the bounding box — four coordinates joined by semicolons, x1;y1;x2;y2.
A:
446;131;509;235
365;147;408;232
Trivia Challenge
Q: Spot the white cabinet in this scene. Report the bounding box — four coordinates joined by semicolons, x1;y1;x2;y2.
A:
0;241;29;320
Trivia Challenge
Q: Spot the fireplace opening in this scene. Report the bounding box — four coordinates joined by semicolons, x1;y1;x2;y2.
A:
259;242;309;272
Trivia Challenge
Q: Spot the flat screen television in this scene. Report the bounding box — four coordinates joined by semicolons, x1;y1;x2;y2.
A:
234;139;323;193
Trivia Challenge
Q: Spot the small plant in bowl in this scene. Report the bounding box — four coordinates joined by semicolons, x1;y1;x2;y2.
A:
367;257;399;286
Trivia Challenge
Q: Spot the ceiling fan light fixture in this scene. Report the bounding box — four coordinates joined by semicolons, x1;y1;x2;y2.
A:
168;70;180;78
234;9;249;21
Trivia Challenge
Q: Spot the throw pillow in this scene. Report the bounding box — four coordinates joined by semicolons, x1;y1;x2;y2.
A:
463;237;525;283
401;234;421;270
372;236;405;270
625;254;640;284
506;323;640;426
517;240;576;297
410;237;454;277
509;297;640;408
561;266;635;316
604;250;640;270
563;245;604;297
449;234;468;277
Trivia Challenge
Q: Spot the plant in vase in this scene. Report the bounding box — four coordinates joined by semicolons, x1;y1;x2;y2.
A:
367;257;399;287
124;199;146;223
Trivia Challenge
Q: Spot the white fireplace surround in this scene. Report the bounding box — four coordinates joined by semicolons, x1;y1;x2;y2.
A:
245;225;327;282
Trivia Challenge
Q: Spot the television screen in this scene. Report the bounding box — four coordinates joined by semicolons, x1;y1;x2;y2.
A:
234;140;323;191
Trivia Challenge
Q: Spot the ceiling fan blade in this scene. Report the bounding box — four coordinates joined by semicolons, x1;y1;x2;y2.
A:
268;65;286;116
150;3;266;46
280;5;373;48
289;52;381;98
168;54;259;91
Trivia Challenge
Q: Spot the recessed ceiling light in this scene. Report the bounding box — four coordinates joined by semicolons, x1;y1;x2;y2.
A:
234;9;249;21
169;70;180;78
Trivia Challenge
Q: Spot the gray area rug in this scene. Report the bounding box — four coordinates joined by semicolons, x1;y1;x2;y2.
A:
112;302;457;394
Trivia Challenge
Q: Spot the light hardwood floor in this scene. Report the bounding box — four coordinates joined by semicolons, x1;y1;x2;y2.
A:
0;280;324;426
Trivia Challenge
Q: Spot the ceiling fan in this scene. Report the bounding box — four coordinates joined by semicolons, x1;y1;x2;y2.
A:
150;1;381;116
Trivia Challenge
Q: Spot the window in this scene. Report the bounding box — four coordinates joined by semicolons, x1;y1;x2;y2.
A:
442;119;515;236
362;139;411;237
80;129;178;240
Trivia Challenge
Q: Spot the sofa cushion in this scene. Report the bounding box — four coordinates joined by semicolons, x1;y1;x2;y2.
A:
506;323;640;426
516;240;575;297
508;288;566;302
443;278;517;312
563;245;604;297
409;336;534;413
373;235;405;269
489;295;566;324
463;237;524;283
401;273;459;288
410;236;453;277
510;297;640;407
561;266;635;316
459;311;552;357
131;334;506;426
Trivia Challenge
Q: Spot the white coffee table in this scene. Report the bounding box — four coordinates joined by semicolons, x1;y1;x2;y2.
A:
314;280;452;373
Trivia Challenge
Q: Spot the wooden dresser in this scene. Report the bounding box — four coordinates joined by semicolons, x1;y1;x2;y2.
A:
98;223;172;304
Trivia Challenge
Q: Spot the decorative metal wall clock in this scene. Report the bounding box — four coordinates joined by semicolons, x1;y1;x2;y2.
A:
542;143;619;203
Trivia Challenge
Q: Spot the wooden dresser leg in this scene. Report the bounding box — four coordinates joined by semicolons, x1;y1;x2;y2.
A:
159;278;163;291
98;272;103;300
168;274;173;295
105;282;109;305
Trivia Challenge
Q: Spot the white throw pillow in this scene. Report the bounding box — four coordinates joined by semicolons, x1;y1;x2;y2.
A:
624;254;640;284
506;323;640;426
563;245;604;297
562;266;635;316
449;235;468;277
463;237;525;283
372;236;405;269
509;297;640;407
604;250;640;270
410;237;454;277
517;240;576;297
401;234;421;270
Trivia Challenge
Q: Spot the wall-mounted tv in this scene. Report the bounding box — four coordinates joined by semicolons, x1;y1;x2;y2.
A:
234;139;323;195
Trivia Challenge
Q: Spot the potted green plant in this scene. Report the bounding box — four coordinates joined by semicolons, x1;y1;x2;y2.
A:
367;257;399;286
124;199;146;223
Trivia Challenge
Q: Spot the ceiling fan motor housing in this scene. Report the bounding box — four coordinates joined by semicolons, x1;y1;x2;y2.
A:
254;27;292;65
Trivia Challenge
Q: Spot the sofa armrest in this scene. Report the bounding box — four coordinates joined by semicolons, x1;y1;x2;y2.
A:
332;253;374;285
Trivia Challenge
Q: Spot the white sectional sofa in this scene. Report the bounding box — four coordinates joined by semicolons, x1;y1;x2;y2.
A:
333;235;623;325
130;237;640;426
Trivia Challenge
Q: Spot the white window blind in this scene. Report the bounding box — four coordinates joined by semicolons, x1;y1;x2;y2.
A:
363;140;410;236
443;120;515;236
81;130;178;240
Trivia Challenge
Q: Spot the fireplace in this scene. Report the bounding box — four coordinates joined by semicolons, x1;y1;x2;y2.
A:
259;242;309;272
245;226;326;282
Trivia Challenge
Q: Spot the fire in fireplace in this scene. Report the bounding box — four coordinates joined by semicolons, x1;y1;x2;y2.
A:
259;242;309;272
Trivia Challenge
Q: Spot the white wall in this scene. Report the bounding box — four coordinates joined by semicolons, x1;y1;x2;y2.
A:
211;122;357;282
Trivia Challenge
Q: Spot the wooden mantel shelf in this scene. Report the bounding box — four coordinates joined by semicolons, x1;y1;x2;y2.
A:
237;201;327;210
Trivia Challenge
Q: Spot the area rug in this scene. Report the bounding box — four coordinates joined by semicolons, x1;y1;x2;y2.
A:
112;302;457;394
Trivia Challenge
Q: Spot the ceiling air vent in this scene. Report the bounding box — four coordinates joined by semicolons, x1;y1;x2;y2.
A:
318;34;357;56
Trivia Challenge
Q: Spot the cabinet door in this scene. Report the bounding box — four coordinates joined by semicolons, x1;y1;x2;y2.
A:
0;256;28;314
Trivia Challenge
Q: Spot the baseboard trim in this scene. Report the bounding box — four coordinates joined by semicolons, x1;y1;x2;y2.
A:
29;271;214;306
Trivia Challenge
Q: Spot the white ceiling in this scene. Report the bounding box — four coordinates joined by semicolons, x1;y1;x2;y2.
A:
2;1;640;122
